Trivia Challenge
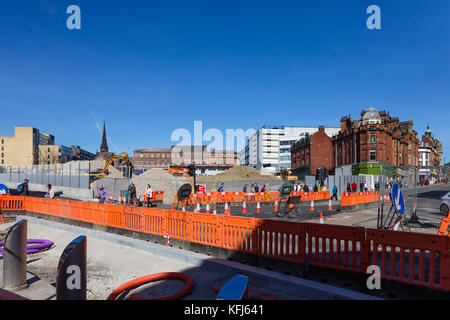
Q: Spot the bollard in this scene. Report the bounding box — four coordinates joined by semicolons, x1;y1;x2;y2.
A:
3;219;27;291
56;235;87;300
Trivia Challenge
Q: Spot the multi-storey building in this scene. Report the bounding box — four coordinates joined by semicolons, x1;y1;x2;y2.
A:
132;148;172;169
331;108;419;173
419;125;443;181
170;145;239;175
71;145;96;161
291;126;334;178
0;127;54;166
243;125;340;174
39;145;73;165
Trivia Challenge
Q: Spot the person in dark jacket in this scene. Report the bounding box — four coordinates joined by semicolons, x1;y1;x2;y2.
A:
128;182;138;205
313;184;318;192
254;183;259;193
346;182;351;193
20;179;29;196
303;184;309;193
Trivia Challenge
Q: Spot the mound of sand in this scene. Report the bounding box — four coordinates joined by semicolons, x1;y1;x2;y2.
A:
131;169;187;204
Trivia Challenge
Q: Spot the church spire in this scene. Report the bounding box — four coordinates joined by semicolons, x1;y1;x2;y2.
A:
100;121;109;152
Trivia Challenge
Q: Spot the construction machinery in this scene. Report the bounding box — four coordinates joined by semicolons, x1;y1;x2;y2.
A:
91;152;133;179
166;168;190;180
280;168;298;181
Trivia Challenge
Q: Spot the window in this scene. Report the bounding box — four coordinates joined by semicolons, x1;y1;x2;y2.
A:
145;160;148;165
140;154;144;158
151;154;154;158
151;160;154;165
369;134;376;144
370;150;376;161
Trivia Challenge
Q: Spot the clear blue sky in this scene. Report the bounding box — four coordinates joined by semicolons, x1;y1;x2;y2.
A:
0;0;448;160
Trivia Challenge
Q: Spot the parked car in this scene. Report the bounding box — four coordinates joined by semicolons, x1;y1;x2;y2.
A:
441;192;450;216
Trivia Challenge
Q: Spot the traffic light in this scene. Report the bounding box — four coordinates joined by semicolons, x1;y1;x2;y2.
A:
187;165;195;177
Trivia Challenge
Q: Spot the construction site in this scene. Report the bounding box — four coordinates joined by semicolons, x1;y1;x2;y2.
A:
1;154;450;301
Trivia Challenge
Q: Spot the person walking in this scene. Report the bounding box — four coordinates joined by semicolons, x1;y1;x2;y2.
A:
98;185;108;204
303;184;309;193
351;181;357;193
313;184;318;192
359;181;364;192
243;184;248;193
44;184;55;199
217;183;224;192
331;185;338;200
254;183;259;193
19;179;29;196
346;182;351;193
145;184;155;207
128;182;138;205
261;185;266;193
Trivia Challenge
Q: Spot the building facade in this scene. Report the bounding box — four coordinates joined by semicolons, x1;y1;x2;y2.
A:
243;125;340;174
132;148;172;169
0;127;54;167
38;145;73;165
332;108;419;171
71;145;96;161
170;145;240;175
291;126;334;178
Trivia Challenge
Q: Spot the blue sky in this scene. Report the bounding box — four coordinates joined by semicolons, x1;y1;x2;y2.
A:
0;0;449;160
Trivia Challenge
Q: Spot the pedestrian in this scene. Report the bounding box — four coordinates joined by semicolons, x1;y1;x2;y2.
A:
346;182;351;193
308;184;313;192
145;184;155;207
254;183;259;193
18;179;29;196
303;184;309;193
128;182;138;205
351;181;357;193
375;181;380;191
331;185;338;200
364;182;368;192
217;183;224;192
98;185;108;204
44;184;55;199
313;184;318;192
243;184;248;193
261;185;266;193
359;181;364;192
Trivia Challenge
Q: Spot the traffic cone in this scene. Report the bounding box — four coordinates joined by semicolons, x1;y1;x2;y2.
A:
328;199;332;211
206;203;211;214
213;203;217;215
171;202;175;210
310;200;315;211
224;202;230;215
110;195;113;204
182;203;186;212
242;201;247;214
273;200;279;213
319;212;324;224
197;203;201;213
256;201;261;214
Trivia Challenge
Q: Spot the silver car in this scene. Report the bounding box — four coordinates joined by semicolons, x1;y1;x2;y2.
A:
441;192;450;215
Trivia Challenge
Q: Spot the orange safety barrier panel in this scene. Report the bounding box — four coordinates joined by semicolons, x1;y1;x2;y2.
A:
6;195;450;292
303;223;368;273
366;229;450;291
220;215;259;255
256;219;304;263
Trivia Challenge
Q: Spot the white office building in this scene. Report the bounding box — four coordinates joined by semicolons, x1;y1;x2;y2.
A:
242;125;340;174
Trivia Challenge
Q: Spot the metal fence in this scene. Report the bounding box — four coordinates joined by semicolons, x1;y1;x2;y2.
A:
0;162;91;189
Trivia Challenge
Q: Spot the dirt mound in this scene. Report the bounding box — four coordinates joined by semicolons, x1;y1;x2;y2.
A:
131;169;186;204
194;166;280;183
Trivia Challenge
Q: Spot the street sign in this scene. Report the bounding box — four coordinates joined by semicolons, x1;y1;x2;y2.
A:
0;184;8;194
392;182;405;215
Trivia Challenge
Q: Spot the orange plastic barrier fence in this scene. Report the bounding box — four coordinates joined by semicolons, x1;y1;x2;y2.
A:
340;192;380;207
366;229;450;291
4;195;450;292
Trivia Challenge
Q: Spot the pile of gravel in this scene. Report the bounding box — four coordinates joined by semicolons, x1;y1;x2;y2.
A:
131;169;187;204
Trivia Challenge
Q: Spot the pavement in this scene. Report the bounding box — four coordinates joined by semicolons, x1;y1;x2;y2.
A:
0;217;380;300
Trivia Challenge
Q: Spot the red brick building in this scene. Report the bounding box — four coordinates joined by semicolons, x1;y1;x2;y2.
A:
291;126;333;177
331;108;419;168
132;148;172;169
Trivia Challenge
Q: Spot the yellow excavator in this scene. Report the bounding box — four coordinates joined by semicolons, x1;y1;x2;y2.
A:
91;152;133;178
280;168;298;181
